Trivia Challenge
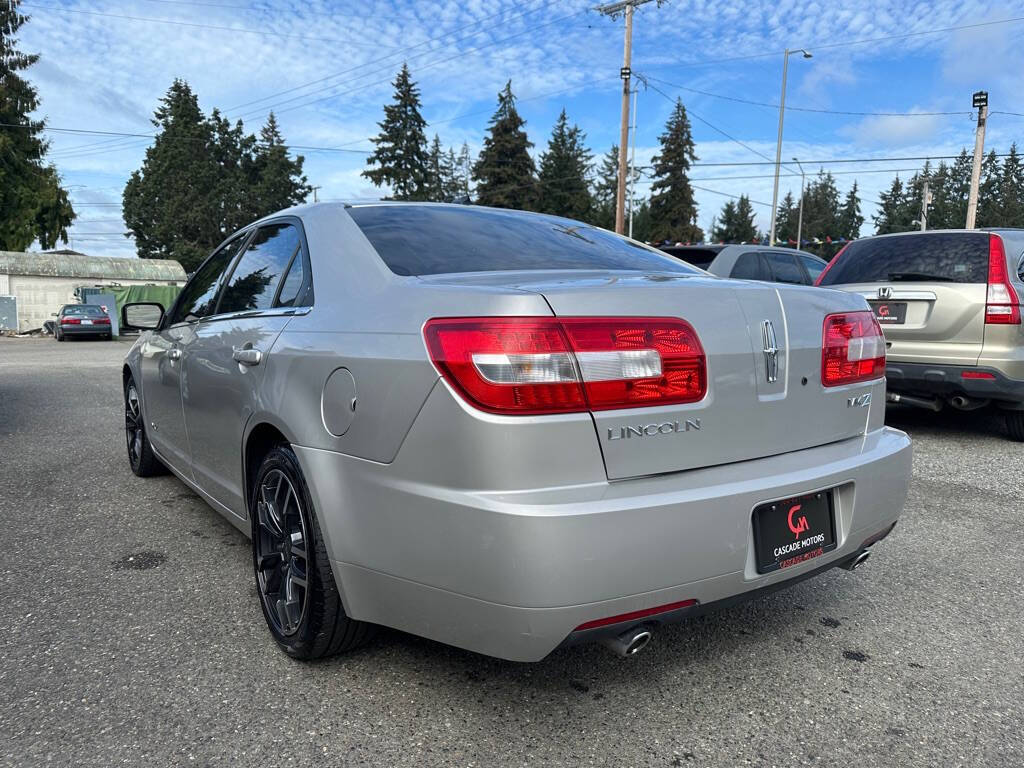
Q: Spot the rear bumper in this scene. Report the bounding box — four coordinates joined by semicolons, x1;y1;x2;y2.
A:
58;324;111;336
887;362;1024;404
297;427;912;661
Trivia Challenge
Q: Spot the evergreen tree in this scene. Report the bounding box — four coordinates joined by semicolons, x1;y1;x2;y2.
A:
649;99;702;243
536;109;593;220
362;64;429;200
976;150;1002;227
453;142;472;200
629;198;653;242
123;79;221;271
996;144;1024;226
0;0;75;250
946;149;973;228
590;144;620;230
838;182;863;239
774;191;797;244
123;80;310;272
874;176;915;234
924;162;954;229
712;196;757;242
473;81;537;209
423;134;446;202
800;171;841;244
253;112;311;215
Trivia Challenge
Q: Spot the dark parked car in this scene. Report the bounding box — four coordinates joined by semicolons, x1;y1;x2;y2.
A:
660;244;827;285
54;304;112;341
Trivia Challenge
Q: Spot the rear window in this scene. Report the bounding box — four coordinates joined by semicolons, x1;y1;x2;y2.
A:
819;232;990;285
659;247;719;269
347;205;698;277
64;305;105;315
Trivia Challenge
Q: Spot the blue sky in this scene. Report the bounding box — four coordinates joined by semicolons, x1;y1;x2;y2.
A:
17;0;1024;257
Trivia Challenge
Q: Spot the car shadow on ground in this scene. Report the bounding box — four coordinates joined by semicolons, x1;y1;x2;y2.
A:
884;403;1010;440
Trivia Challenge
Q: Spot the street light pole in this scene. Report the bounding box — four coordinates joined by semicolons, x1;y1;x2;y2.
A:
792;157;805;249
966;90;988;230
769;48;811;246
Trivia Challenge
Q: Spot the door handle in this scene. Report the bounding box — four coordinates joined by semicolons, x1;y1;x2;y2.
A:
232;346;263;366
168;348;182;360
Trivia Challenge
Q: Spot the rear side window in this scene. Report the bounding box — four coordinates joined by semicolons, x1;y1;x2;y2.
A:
219;223;302;314
762;251;806;284
819;232;990;285
662;247;719;269
348;205;698;276
798;253;826;282
731;252;766;280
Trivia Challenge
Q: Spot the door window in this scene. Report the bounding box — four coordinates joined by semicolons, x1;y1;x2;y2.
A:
762;251;806;284
218;223;302;314
170;235;249;324
798;254;826;282
731;252;767;280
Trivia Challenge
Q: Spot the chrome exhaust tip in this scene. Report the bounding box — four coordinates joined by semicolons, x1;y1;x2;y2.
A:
841;549;871;571
601;627;653;657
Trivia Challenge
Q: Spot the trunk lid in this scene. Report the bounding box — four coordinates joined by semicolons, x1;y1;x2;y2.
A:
820;231;991;366
429;271;874;480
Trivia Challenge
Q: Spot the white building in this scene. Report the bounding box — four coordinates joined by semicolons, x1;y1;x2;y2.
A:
0;250;186;332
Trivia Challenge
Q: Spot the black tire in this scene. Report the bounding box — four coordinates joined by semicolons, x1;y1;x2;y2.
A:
251;445;374;660
55;330;63;342
124;377;166;477
1006;410;1024;442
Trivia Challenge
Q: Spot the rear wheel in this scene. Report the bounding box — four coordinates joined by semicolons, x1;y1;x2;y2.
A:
55;329;63;341
124;377;165;477
251;445;373;659
1006;411;1024;442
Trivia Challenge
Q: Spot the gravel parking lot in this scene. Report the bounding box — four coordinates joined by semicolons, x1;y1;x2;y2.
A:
1;338;1021;767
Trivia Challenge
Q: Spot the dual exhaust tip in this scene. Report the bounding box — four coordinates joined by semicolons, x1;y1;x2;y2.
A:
600;549;872;657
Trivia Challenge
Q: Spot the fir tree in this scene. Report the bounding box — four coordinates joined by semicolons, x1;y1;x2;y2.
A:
712;196;757;242
837;182;864;239
996;144;1024;226
362;64;429;200
976;150;1002;227
423;134;447;202
472;81;537;209
536;109;593;220
774;191;797;244
591;144;620;230
0;0;75;250
453;142;472;200
253;112;311;215
874;176;915;234
648;99;702;243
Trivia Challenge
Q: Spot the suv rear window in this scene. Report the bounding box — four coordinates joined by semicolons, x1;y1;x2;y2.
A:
819;232;990;285
348;205;698;277
659;247;720;269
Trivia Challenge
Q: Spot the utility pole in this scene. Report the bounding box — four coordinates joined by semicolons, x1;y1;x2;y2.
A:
769;48;811;246
311;186;322;203
628;84;639;238
966;90;988;229
792;157;805;249
919;178;931;231
597;0;652;234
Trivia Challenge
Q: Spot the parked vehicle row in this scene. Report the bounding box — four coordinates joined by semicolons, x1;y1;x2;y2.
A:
659;244;827;285
119;203;911;662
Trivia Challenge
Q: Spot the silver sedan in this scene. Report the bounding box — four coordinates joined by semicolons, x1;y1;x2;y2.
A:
121;203;911;662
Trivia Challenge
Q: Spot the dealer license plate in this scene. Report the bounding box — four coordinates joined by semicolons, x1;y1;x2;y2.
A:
868;301;906;324
752;490;837;574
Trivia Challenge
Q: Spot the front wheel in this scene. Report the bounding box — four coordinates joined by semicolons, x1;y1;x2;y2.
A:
251;445;373;659
1006;410;1024;441
124;377;165;477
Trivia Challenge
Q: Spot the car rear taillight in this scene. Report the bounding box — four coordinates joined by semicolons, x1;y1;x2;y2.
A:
94;316;111;324
423;317;707;415
821;311;886;387
60;317;81;325
813;243;849;286
985;234;1020;325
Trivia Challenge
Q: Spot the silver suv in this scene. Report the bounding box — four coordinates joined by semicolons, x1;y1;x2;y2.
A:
818;229;1024;440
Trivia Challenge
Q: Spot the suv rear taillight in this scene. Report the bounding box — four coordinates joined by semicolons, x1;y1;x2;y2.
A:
423;317;707;415
813;243;849;286
822;311;886;387
985;234;1021;325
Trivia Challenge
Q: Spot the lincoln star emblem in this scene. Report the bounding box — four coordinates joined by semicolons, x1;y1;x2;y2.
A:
761;320;779;383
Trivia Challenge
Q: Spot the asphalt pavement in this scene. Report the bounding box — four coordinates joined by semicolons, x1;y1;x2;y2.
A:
1;338;1021;767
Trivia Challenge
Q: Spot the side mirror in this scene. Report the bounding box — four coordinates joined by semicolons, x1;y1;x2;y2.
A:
122;302;165;331
51;312;58;317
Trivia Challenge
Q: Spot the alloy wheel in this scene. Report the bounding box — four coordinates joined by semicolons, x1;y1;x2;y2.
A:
255;469;310;637
125;383;144;467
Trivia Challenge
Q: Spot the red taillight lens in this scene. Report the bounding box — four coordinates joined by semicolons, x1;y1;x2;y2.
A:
814;243;849;286
93;316;111;324
962;370;996;380
423;317;707;416
985;234;1020;325
822;311;886;387
60;317;81;325
574;598;698;631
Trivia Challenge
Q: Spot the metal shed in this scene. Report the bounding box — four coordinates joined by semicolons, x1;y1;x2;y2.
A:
0;251;186;332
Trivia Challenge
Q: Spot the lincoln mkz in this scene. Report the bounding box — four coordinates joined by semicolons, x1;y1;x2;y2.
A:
121;203;911;661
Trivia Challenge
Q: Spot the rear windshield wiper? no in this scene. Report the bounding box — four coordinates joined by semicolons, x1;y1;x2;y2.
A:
886;272;958;282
